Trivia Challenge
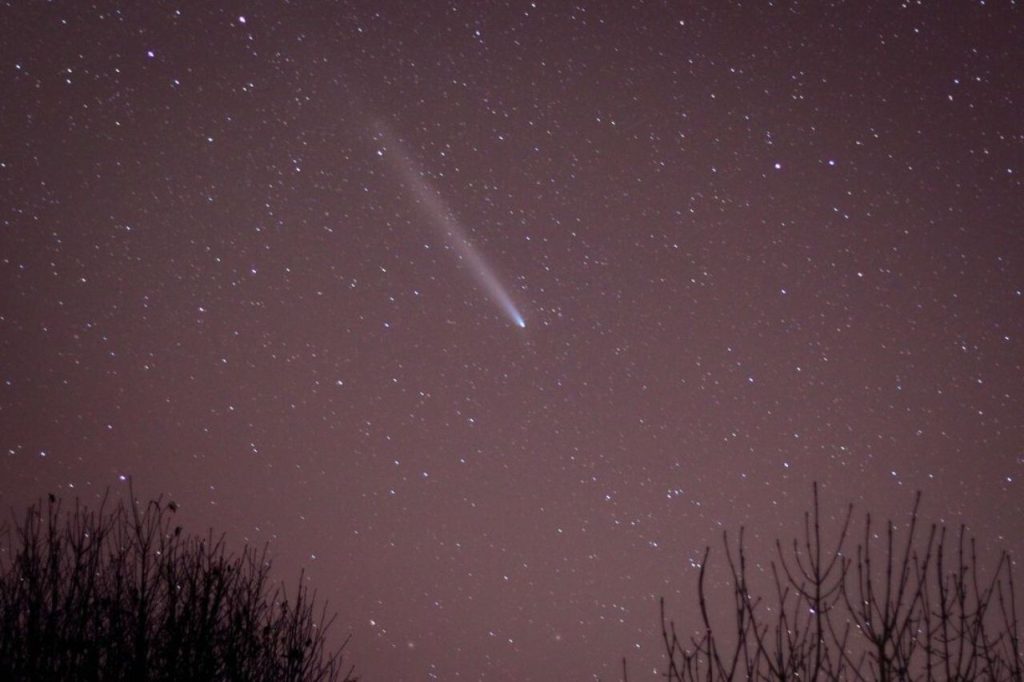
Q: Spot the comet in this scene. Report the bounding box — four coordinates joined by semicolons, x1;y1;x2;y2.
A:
373;122;526;329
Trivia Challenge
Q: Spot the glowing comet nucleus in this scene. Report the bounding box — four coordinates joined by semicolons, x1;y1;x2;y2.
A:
373;123;526;329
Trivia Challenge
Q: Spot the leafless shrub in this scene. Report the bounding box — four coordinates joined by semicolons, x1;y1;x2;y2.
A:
0;488;356;681
629;484;1021;681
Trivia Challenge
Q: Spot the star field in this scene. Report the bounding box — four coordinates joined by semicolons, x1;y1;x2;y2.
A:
1;2;1022;680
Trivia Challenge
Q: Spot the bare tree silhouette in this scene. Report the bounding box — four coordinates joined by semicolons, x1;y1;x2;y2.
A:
627;484;1021;681
0;488;356;681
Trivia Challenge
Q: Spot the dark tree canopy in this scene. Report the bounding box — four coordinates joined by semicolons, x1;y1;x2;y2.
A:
636;485;1022;682
0;490;356;681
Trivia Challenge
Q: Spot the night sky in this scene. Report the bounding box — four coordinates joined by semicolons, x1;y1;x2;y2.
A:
1;2;1022;680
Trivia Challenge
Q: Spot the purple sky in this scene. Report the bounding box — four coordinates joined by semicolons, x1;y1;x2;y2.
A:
1;2;1022;679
